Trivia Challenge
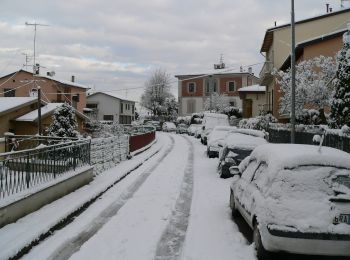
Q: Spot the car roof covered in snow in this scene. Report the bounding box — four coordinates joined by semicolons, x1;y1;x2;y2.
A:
212;126;235;131
229;128;267;138
221;132;267;150
250;144;350;171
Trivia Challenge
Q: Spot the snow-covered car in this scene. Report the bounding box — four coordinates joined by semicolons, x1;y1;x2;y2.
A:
229;144;350;259
217;132;267;177
187;124;201;136
194;125;203;138
206;126;236;158
145;120;161;131
176;123;188;134
200;113;229;145
162;122;176;132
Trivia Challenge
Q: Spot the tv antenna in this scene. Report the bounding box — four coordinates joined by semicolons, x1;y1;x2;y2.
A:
25;22;49;75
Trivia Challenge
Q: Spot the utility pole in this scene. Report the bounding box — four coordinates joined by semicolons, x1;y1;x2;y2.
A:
37;86;42;135
291;0;296;143
25;22;49;136
209;75;213;111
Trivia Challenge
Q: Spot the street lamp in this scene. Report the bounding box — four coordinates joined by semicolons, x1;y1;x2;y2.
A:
291;0;296;143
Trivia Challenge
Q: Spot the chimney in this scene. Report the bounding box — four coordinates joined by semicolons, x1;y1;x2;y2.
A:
240;66;243;72
248;67;253;74
326;3;329;13
274;21;277;27
71;75;75;82
330;7;333;12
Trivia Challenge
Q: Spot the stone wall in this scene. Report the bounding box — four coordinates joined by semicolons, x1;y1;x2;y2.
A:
90;135;129;175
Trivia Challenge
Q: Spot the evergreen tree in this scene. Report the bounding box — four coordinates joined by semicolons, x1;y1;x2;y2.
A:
47;103;79;138
330;29;350;128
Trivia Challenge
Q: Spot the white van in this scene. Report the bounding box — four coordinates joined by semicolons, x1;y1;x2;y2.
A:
200;113;229;145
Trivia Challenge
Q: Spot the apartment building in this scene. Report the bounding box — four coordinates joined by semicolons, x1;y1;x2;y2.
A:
0;70;89;113
259;8;350;120
175;71;260;116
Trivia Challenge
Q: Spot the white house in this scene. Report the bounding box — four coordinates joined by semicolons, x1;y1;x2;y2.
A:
86;92;136;124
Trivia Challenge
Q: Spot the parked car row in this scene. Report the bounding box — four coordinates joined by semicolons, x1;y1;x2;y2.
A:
182;113;350;259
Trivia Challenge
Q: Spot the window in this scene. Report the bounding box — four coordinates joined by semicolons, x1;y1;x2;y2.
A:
188;82;196;93
229;101;235;106
252;163;268;190
121;103;123;113
132;104;135;114
4;88;15;97
241;160;259;182
228;81;235;92
205;78;217;94
103;115;114;121
87;103;98;109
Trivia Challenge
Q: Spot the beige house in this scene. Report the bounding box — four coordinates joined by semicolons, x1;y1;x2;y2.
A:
0;70;89;113
259;8;350;121
238;85;266;118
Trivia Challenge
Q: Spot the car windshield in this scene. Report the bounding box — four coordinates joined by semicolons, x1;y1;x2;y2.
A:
268;166;350;201
220;147;252;162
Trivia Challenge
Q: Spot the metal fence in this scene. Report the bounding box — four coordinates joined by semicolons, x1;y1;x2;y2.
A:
0;139;91;199
268;128;350;153
4;135;79;152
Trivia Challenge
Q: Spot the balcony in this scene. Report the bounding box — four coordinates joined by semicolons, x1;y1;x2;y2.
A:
259;61;273;86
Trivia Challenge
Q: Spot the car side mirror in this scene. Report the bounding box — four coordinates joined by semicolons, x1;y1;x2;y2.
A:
229;166;241;177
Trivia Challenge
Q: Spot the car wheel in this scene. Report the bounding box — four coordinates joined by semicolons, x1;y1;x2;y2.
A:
229;191;239;217
253;222;272;260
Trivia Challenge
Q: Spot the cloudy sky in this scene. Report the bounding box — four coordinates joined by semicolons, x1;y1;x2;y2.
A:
0;0;349;102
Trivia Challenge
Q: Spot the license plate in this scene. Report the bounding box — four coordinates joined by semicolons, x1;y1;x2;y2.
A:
334;214;350;224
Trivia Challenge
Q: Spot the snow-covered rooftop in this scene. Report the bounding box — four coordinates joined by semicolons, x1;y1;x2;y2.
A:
15;103;62;122
0;97;37;115
238;85;266;92
42;74;89;89
88;91;136;103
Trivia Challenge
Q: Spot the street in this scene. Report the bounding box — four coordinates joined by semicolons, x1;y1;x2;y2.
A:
14;132;347;260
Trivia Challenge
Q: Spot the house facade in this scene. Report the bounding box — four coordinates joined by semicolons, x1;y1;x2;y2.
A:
259;8;350;120
0;97;39;137
0;97;87;137
0;70;89;113
86;92;136;124
238;85;266;118
175;72;260;116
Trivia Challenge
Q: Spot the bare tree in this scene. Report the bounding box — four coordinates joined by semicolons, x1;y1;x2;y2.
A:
141;68;174;116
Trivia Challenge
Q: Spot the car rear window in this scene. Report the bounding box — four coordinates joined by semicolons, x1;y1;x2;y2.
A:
268;166;350;201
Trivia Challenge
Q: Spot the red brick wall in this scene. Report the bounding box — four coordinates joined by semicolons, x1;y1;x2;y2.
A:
181;78;203;97
129;131;156;153
220;77;243;96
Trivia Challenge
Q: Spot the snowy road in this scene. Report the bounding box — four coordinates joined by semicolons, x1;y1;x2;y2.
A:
17;132;259;260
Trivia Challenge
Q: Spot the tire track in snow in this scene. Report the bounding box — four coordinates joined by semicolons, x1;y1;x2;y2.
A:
48;135;176;260
154;135;194;260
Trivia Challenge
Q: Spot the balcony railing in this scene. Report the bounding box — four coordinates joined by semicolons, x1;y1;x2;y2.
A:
259;61;273;84
0;140;91;198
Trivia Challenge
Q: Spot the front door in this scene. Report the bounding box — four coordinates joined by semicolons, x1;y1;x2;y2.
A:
243;99;253;118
